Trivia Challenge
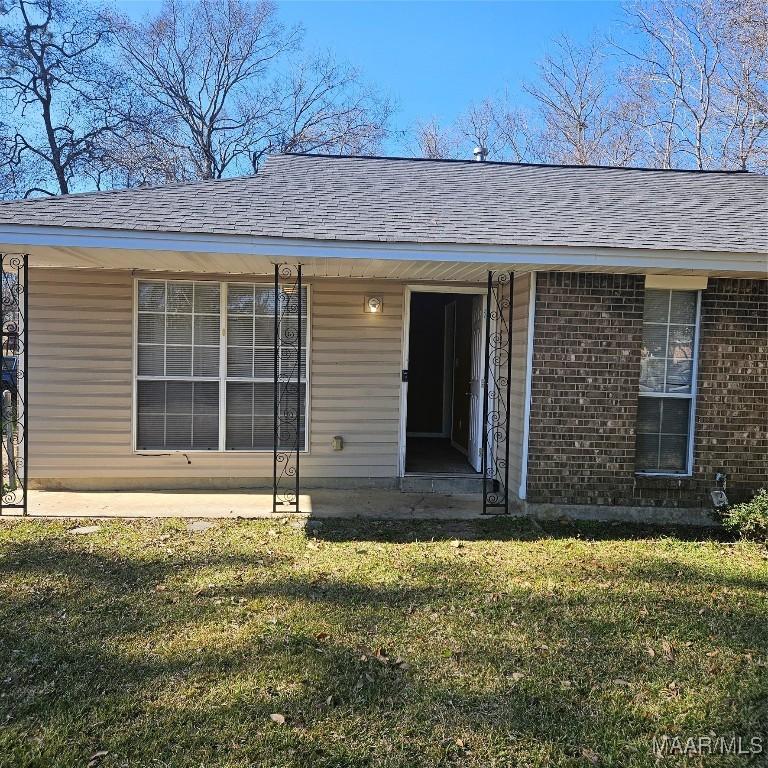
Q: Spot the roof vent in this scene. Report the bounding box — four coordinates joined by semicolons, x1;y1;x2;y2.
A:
473;146;488;162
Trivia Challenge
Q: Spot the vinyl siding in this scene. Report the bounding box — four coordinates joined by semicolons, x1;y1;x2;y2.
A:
28;267;531;491
29;269;404;485
509;272;533;498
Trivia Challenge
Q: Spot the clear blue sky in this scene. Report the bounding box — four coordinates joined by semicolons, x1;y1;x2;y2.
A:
119;1;628;154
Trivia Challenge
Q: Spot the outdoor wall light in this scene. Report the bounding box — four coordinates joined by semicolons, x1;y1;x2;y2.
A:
364;295;383;314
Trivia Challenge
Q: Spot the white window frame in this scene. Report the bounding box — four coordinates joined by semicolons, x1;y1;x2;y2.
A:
635;289;701;477
132;277;310;454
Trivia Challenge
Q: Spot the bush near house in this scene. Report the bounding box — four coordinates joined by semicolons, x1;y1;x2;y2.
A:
721;489;768;542
0;518;766;768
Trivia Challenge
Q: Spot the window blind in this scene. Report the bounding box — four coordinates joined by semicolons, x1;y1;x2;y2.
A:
135;279;308;452
635;289;698;474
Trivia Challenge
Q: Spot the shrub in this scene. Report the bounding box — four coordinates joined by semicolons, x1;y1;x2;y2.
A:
721;489;768;542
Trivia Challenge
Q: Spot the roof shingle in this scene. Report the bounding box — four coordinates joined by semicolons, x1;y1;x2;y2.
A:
1;153;766;253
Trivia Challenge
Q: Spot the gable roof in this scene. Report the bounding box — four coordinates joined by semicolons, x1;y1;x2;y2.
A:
1;153;767;254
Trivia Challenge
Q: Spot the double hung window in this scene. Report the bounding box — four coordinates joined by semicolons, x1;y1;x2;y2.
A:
135;279;308;451
635;288;699;474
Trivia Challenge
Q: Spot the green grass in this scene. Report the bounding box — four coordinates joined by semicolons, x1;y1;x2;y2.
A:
0;517;766;768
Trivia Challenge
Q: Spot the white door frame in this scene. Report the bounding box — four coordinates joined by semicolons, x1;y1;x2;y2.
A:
399;284;488;477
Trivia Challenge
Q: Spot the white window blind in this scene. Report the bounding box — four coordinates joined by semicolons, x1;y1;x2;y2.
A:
135;279;308;452
635;289;699;474
225;283;308;451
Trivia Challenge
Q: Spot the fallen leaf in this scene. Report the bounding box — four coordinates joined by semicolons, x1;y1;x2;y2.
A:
87;751;108;768
510;672;524;681
661;640;675;661
581;747;600;764
269;713;286;725
613;678;631;687
315;632;330;641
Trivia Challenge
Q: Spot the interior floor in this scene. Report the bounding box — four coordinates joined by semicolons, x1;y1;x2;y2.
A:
405;437;478;475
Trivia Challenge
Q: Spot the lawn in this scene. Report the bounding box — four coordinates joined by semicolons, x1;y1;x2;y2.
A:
0;517;766;768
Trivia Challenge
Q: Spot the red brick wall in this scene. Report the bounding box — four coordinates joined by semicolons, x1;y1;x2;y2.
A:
526;274;768;509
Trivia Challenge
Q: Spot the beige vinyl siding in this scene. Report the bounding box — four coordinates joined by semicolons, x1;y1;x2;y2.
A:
29;267;532;491
29;268;404;486
508;272;533;498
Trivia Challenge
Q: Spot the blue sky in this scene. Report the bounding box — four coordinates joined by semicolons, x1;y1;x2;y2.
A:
120;1;628;154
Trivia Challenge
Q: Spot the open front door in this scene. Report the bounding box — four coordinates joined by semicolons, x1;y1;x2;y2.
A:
467;293;485;472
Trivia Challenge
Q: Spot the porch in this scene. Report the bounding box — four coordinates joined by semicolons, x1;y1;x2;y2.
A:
18;487;490;520
4;251;530;518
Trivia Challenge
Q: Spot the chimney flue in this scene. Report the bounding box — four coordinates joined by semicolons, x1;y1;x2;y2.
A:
473;146;488;162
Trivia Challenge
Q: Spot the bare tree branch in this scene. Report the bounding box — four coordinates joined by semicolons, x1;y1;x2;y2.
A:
0;0;126;196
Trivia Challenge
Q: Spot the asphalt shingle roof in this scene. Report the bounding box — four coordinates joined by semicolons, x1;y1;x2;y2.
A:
1;153;766;253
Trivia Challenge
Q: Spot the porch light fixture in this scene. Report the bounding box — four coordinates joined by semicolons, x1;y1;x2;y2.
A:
364;295;383;314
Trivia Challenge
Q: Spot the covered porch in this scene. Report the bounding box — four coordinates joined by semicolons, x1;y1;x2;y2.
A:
3;237;538;519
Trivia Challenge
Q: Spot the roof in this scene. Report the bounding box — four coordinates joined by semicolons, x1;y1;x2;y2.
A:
1;153;767;254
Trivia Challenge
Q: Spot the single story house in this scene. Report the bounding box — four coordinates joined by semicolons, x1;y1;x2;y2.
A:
0;153;766;520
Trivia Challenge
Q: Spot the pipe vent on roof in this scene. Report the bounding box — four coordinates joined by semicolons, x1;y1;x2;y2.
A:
473;146;488;162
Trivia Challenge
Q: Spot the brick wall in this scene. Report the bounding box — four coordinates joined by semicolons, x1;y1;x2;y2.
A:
526;274;768;509
693;278;767;503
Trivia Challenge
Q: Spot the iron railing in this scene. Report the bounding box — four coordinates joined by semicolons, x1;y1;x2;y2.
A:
272;264;303;513
1;252;28;515
482;270;513;514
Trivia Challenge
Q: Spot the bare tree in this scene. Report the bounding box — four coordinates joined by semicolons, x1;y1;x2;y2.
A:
0;0;122;196
111;0;391;180
716;0;768;170
482;96;540;162
617;0;768;171
413;118;460;159
110;0;294;180
269;53;391;162
412;99;533;162
524;35;640;166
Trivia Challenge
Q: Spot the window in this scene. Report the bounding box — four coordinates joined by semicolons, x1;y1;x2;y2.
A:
135;279;308;451
635;288;699;474
225;283;307;450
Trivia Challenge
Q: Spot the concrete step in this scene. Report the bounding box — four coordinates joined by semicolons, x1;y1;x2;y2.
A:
400;474;485;494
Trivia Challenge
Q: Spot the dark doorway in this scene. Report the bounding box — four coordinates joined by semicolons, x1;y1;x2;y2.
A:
405;292;479;475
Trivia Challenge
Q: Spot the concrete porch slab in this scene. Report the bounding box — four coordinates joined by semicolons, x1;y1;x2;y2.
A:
8;488;489;521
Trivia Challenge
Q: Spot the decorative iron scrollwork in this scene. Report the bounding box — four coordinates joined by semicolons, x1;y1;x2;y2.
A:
272;263;303;513
482;271;513;515
1;252;28;514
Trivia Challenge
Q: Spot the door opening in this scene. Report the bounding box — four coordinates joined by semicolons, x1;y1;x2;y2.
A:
404;291;484;475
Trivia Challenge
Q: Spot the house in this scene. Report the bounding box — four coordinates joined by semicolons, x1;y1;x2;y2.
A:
0;153;766;520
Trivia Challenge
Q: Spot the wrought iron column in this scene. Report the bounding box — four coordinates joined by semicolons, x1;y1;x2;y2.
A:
482;270;514;515
1;252;28;515
272;263;302;513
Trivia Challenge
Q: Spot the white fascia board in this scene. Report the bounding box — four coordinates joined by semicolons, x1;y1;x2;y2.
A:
0;223;766;273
